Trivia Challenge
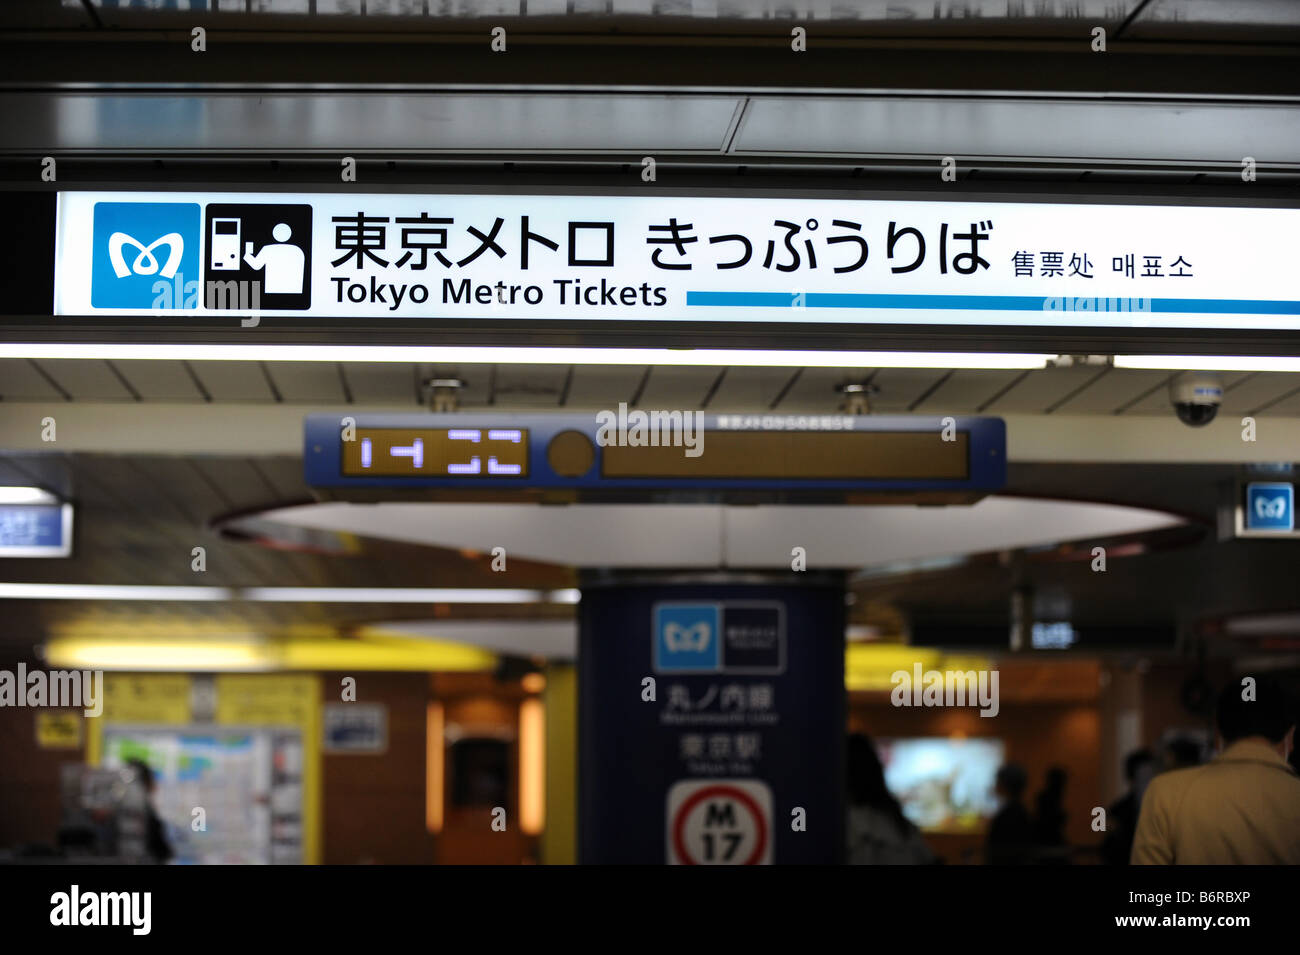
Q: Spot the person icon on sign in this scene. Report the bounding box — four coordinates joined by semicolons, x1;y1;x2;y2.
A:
243;222;305;295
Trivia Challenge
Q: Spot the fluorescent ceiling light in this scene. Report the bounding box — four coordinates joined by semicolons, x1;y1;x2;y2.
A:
0;343;1051;370
1114;355;1300;372
0;487;58;505
0;584;233;601
278;637;496;672
844;646;994;692
241;587;573;603
44;635;498;673
48;639;272;672
0;583;576;603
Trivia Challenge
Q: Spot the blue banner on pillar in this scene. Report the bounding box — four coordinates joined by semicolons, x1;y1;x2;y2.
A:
579;580;845;864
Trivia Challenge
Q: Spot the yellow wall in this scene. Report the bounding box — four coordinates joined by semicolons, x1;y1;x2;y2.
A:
541;664;576;865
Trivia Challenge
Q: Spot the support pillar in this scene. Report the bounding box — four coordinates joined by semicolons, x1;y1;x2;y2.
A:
577;571;846;864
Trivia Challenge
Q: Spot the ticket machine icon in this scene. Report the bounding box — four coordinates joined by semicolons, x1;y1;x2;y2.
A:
210;217;241;270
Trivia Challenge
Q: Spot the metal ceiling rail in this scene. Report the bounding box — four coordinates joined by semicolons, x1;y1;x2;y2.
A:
0;90;1295;170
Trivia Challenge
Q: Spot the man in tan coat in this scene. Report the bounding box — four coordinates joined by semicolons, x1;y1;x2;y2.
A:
1132;677;1300;865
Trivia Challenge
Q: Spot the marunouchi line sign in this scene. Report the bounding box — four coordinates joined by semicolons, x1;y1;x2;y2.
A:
54;191;1300;330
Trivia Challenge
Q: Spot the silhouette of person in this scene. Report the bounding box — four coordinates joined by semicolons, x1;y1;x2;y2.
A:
845;734;935;865
1101;748;1156;865
1032;766;1069;853
1162;736;1202;771
126;758;173;864
986;763;1033;864
243;222;304;294
1132;677;1300;864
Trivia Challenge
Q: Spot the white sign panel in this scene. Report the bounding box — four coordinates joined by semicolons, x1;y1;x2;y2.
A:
322;703;387;754
54;191;1300;330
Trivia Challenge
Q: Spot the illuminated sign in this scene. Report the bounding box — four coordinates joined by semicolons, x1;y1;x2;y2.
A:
1032;622;1078;650
0;503;72;557
305;413;1003;495
56;191;1300;330
342;428;528;477
1235;480;1297;537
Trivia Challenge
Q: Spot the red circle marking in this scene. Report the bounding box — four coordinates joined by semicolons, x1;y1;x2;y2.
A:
672;784;768;865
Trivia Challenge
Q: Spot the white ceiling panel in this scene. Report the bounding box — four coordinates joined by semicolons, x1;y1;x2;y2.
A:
11;360;1300;420
563;366;644;410
341;362;419;405
1222;372;1300;413
868;368;951;411
982;366;1106;414
771;367;867;413
34;360;134;401
1249;385;1300;416
267;363;347;403
188;362;277;402
911;369;1022;413
112;360;205;401
637;366;723;409
706;367;802;411
490;364;569;407
0;359;66;401
1052;368;1171;415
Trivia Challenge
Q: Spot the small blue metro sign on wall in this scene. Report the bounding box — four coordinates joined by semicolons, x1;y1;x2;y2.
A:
654;604;722;673
1245;482;1294;532
653;602;786;674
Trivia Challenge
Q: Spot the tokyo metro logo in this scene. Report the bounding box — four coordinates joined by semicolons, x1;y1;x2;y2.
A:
91;202;200;309
1246;482;1294;531
654;604;721;672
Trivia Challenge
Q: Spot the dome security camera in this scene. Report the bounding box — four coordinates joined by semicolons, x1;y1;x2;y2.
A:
1168;372;1223;427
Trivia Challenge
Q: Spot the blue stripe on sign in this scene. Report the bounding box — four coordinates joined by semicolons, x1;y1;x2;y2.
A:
684;292;1300;314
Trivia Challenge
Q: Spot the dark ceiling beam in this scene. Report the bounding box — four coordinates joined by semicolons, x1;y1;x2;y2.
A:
0;35;1297;96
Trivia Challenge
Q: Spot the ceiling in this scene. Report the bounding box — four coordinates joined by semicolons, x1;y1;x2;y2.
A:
5;359;1300;416
2;447;1297;663
3;0;1297;178
0;449;571;588
2;90;1296;173
10;1;1298;40
1;0;1297;665
0;446;573;662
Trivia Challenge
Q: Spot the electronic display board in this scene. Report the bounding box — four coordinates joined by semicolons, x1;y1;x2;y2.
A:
305;413;1004;496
